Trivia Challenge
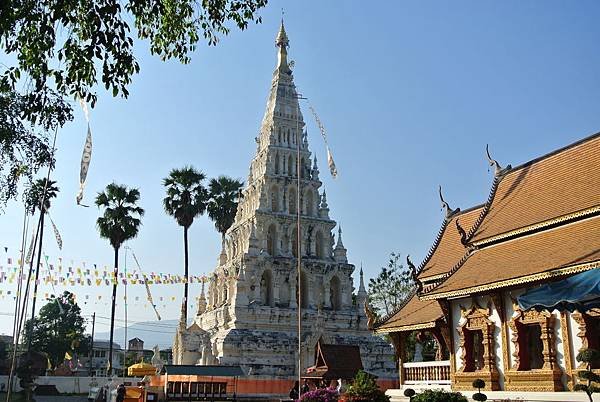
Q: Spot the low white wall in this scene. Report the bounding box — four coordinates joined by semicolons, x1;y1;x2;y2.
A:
0;376;143;394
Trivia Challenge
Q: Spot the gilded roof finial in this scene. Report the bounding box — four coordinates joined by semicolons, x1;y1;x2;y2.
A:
275;19;290;72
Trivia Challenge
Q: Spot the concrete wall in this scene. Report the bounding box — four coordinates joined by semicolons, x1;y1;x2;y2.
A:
0;376;142;394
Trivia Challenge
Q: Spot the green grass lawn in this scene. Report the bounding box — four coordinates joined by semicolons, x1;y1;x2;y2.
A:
0;392;27;402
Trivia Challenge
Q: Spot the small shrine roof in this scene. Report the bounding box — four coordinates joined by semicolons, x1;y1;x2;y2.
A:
303;342;363;380
418;205;483;280
374;292;444;334
468;133;600;244
423;214;600;299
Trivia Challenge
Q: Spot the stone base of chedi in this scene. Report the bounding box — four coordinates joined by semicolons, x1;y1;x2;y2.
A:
175;303;395;378
172;22;396;379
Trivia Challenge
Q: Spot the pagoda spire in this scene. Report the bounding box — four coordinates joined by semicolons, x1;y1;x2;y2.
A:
275;20;290;72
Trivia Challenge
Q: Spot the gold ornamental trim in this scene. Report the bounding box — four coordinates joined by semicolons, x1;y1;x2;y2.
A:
419;273;447;282
472;205;600;247
375;320;437;334
421;261;600;300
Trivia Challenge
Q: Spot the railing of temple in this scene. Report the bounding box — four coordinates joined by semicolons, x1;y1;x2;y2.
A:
403;360;451;385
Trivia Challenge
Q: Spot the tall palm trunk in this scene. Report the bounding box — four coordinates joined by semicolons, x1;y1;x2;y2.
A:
183;226;189;324
27;212;45;351
108;246;119;376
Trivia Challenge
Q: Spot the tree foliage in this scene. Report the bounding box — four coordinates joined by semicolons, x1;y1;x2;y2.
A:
574;348;600;402
207;175;244;239
23;177;59;215
367;252;412;317
0;0;267;207
163;166;209;229
96;182;144;250
22;291;91;369
340;370;390;402
0;89;70;209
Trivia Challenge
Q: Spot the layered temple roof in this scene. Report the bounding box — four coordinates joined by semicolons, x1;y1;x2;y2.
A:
423;214;600;299
468;134;600;244
374;292;444;333
375;132;600;333
418;205;483;281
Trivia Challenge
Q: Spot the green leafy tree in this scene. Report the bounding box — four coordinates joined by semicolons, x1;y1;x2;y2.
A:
574;348;600;402
163;166;209;323
0;0;267;207
22;291;90;369
96;183;144;375
367;252;412;317
341;370;390;402
0;90;70;209
23;178;59;342
207;176;244;240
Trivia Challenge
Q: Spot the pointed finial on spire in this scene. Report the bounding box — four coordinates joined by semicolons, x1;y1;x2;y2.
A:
178;300;187;330
320;190;328;208
275;20;290;72
337;225;344;247
358;263;366;294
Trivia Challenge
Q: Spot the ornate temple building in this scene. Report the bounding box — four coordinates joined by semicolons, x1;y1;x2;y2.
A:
172;23;395;379
376;133;600;401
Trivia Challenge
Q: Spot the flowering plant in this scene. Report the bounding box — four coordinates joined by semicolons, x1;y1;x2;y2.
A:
299;387;339;402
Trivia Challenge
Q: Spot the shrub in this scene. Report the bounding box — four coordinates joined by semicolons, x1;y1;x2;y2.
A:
472;379;487;401
299;387;339;402
341;370;390;402
574;348;600;402
412;389;467;402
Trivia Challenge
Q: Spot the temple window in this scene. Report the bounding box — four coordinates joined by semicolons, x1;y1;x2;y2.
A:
267;224;277;255
509;305;558;372
572;309;600;369
464;329;485;371
301;273;308;308
288;154;294;176
274;153;280;174
456;301;498;382
300;158;306;178
330;276;341;310
278;128;281;144
288;187;297;214
305;190;314;216
292;234;298;257
260;270;273;306
271;185;280;212
315;231;324;258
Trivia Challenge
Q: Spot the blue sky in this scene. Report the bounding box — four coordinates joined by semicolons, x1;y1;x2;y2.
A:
1;1;600;338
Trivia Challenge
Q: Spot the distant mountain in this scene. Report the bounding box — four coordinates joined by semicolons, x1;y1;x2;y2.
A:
95;319;179;349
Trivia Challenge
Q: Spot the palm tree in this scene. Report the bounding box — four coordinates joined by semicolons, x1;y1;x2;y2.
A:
24;178;59;347
163;167;209;324
207;176;244;240
95;183;144;375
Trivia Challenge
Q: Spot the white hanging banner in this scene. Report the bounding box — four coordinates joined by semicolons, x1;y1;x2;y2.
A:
76;98;92;207
308;104;338;178
48;215;63;250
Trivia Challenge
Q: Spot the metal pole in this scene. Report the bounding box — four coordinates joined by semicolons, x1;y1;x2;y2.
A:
295;93;307;397
89;312;95;376
124;247;128;364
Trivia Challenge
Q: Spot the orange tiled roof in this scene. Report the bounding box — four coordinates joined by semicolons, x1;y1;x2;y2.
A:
423;215;600;299
469;133;600;243
374;292;444;333
418;206;483;280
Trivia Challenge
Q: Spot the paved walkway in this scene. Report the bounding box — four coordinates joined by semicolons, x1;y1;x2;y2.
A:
35;396;88;402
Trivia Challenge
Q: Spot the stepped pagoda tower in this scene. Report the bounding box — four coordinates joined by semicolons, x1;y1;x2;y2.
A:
173;23;395;379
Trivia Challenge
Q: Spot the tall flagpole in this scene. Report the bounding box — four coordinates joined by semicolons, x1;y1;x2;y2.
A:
296;92;307;397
